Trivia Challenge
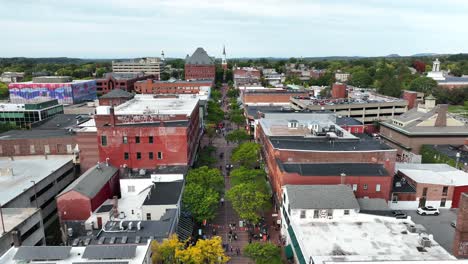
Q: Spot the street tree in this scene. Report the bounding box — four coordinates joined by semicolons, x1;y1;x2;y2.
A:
244;242;282;264
207;101;224;125
0;82;8;99
186;166;224;194
409;76;438;94
205;126;217;144
226;129;250;143
151;234;183;264
229;112;245;129
194;146;217;168
349;70;372;88
176;236;229;264
231;142;261;168
182;183;220;223
227;183;269;223
230;166;267;190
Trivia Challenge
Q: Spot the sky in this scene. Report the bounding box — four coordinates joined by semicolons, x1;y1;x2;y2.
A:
1;0;468;58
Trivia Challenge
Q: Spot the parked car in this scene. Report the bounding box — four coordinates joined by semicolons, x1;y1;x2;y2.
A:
392;210;407;219
417;206;440;216
451;221;457;228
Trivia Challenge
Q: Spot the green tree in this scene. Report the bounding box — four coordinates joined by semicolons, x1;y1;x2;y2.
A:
378;77;402;97
0;82;9;99
182;183;220;222
186;166;224;194
226;129;250;143
194;146;217;168
231;142;260;168
409;76;438;94
227;183;269;223
244;242;282;264
227;88;239;98
230;166;267;188
229;112;245;129
205;126;217;144
348;70;372;87
207;101;224;125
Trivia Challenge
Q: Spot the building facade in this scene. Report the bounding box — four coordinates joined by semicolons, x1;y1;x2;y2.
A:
95;95;202;168
112;57;162;77
0;100;64;128
233;67;261;87
184;48;215;81
9;76;97;105
134;79;212;96
95;72;155;95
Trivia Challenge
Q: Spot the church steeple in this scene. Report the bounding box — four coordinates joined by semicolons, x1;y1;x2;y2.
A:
221;45;227;70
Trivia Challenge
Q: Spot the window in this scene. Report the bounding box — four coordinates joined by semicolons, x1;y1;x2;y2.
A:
327;210;333;217
135;136;140;144
392;194;398;203
352;184;357;191
440;198;447;207
136;152;142;160
123;136;128;144
146;213;151;220
149;136;154;144
283;194;286;203
124;152;129;160
149;152;154;160
127;185;135;192
442;186;448;196
66;144;72;154
14;145;20;154
422;187;428;196
157;152;163;160
300;210;306;219
376;184;381;192
288;205;291;216
363;184;368;190
101;135;107;146
313;210;319;219
344;210;350;215
30;145;35;154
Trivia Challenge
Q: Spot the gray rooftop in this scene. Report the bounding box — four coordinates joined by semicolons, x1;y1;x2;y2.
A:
100;89;134;99
143;181;184;205
82;245;136;260
279;162;390;177
120;165;189;179
269;135;393;151
0;129;73;140
285;185;359;210
33;114;91;130
0;155;72;205
185;47;214;65
59;165;118;198
13;246;71;261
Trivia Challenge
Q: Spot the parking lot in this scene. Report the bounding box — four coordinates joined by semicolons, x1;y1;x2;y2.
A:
403;209;457;253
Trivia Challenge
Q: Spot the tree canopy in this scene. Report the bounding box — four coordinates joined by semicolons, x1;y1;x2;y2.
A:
227;183;269;223
226;129;250;143
0;82;8;99
244;242;282;264
409;76;438;94
186;166;224;194
182;183;220;222
231;142;261;168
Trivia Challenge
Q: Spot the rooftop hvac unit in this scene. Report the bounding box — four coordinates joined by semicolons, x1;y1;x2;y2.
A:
408;225;417;233
67;228;73;237
139;169;146;176
420;237;431;247
395;182;402;187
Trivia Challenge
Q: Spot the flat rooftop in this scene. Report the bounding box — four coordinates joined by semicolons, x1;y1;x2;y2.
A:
280;162;390;177
293;90;405;106
399;168;468;186
295;214;455;263
0;129;73;140
0;243;150;264
113;95;199;116
260;119;355;139
0;155;72;204
268;134;393;152
0;208;40;238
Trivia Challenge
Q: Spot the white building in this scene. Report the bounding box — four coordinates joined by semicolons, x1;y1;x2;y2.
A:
112;57;161;78
335;70;350;82
281;184;456;264
0;242;152;264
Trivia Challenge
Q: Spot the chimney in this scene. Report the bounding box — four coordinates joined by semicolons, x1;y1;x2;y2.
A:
340;173;346;184
109;107;116;127
435;105;448;127
11;230;21;247
403;91;418;110
113;196;119;219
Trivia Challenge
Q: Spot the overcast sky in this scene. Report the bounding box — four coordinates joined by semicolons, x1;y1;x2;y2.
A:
1;0;468;58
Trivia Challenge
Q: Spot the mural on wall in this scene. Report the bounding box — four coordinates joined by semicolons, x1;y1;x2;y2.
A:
8;81;97;105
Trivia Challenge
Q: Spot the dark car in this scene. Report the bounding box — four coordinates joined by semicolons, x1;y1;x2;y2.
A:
392;210;407;219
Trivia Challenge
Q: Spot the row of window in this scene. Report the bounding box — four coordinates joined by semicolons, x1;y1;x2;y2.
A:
299;209;350;219
0;144;73;155
422;186;449;197
124;151;163;160
351;183;381;192
101;136;154;146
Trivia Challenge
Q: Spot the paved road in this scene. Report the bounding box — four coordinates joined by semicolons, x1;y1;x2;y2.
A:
404;209;457;254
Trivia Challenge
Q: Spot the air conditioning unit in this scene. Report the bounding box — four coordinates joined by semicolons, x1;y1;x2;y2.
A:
420;237;431;247
408;225;417;233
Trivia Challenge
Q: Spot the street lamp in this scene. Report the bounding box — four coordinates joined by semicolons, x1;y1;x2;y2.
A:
30;181;39;209
456;152;461;169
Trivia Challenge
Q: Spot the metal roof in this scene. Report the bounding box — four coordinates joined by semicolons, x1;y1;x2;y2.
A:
285;185;359;210
143;181;184;205
13;246;71;261
185;47;214;65
59;165;118;198
279;162;390;177
82;245;137;259
100;89;134;99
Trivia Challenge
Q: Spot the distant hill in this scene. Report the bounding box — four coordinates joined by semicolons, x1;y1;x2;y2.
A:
386;54;401;58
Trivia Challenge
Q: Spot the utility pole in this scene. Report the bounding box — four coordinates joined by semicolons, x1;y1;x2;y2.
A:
30;180;39;209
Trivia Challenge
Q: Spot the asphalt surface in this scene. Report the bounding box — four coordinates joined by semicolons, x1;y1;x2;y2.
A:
403;209;457;254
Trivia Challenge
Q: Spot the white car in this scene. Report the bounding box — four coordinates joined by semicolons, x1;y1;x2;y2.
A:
417;206;440;216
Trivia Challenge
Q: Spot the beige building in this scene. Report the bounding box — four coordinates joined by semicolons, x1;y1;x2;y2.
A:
112;57;161;78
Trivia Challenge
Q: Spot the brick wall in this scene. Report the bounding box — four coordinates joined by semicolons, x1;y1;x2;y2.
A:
242;92;309;104
0;136;75;157
184;65;215;80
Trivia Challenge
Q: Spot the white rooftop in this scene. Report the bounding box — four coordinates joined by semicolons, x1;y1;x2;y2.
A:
0;242;150;264
260;119;356;139
295;214;455;264
399;169;468;186
113;95;199;116
0;155;72;204
395;163;458;173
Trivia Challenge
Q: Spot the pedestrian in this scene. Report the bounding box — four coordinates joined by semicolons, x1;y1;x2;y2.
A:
234;233;237;240
236;248;240;256
248;237;252;244
230;246;233;253
229;230;233;235
220;197;224;206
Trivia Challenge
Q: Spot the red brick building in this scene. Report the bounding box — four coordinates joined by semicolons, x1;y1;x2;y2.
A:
256;119;396;202
56;164;120;222
184;48;215;81
331;83;347;99
242;89;309;105
95;95;202;169
134;79;212;95
233;67;261;87
98;89;134;106
95;72;155;96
